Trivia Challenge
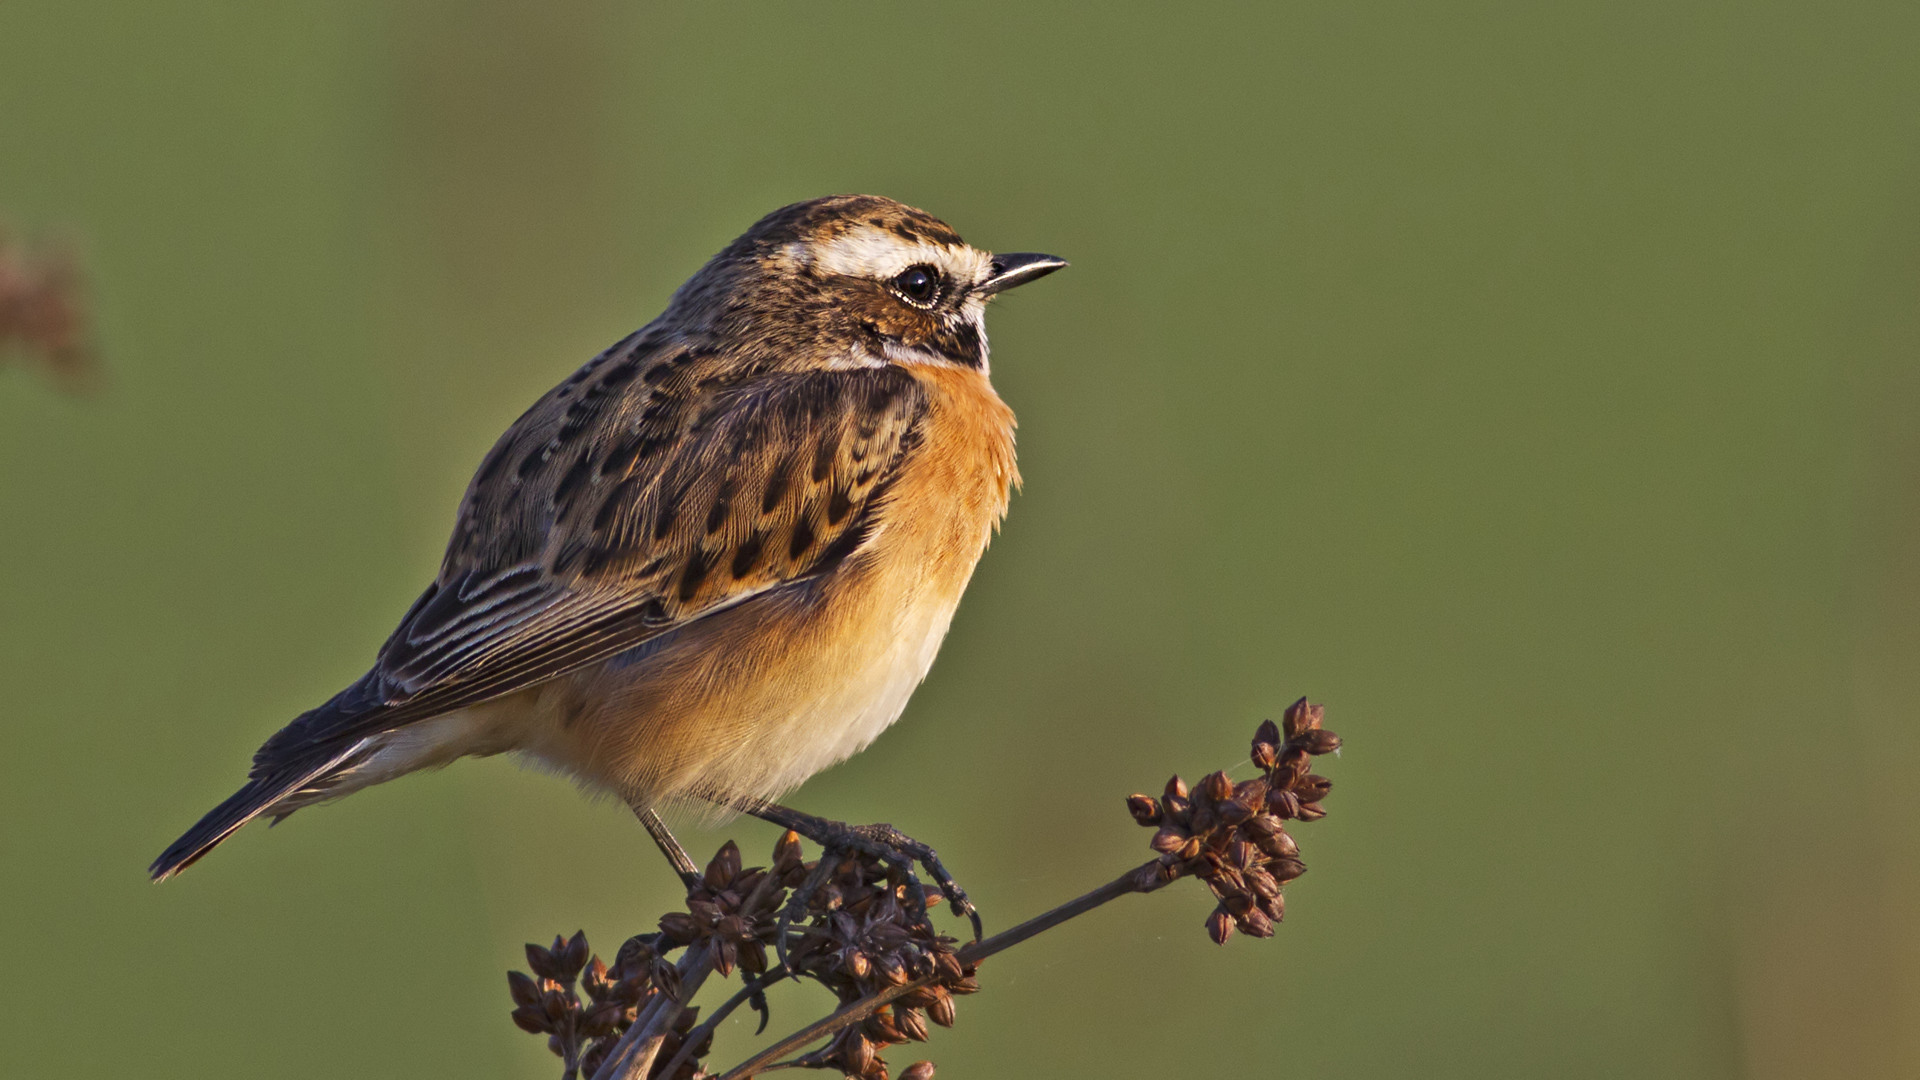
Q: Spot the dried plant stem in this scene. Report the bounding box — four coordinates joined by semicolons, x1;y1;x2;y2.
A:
592;943;714;1080
597;859;788;1080
655;965;791;1079
715;859;1168;1080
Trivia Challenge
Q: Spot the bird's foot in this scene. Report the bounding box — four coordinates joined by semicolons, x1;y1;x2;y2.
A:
747;804;981;966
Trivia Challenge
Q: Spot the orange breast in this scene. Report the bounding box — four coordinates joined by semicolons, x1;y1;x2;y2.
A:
522;362;1020;813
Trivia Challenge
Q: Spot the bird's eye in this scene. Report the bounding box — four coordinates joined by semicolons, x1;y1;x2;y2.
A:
890;265;940;306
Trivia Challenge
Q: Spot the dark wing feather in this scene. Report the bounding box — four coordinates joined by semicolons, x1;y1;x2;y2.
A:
255;339;927;771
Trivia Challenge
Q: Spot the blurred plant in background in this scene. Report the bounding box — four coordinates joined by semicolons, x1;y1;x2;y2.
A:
0;226;96;393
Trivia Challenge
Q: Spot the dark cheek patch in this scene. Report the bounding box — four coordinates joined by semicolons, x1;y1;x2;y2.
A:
931;320;985;367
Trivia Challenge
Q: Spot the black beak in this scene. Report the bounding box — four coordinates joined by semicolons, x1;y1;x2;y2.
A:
978;252;1068;295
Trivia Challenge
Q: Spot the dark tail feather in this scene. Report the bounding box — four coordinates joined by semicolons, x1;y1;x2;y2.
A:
149;749;357;882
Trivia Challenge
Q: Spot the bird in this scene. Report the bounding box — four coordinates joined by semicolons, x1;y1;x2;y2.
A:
150;194;1066;920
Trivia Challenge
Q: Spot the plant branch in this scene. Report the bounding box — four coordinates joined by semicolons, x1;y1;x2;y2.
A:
714;858;1167;1080
654;964;791;1079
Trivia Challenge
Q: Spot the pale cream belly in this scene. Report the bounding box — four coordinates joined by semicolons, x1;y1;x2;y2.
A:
515;527;977;813
317;549;971;815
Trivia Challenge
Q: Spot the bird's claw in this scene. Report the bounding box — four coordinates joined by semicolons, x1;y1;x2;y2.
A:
767;814;982;945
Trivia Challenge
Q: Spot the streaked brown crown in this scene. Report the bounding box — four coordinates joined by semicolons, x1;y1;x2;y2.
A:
662;195;998;371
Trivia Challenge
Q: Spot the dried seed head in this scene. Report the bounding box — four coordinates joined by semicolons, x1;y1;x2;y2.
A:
1254;718;1282;747
896;1005;931;1042
1251;740;1279;771
1282;698;1324;739
657;912;698;945
1296;729;1342;756
1164;775;1189;802
1242;812;1284;838
928;991;957;1028
1200;770;1234;804
510;1004;546;1035
507;970;542;1010
611;936;657;982
560;931;590;980
866;1009;904;1044
901;1062;937;1080
845;1032;875;1077
1238;907;1275;938
774;830;805;872
1270;858;1307;883
1295;774;1333;803
704;840;743;890
651;957;682;1002
525;941;563;982
1267;788;1301;819
1149;827;1187;855
1245;866;1281;900
933;949;965;985
1126;794;1163;826
1296;801;1328;822
843;946;871;981
1258;827;1300;859
1206;908;1235;945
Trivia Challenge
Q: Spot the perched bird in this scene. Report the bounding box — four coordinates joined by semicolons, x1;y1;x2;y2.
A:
151;195;1065;911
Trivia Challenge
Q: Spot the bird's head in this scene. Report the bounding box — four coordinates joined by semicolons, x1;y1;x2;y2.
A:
666;195;1066;373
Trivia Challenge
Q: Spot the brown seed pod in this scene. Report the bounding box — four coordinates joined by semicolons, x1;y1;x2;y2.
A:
1254;718;1283;748
844;1032;875;1077
895;1005;931;1042
1295;775;1333;803
524;942;563;982
901;1062;937;1080
1206;908;1235;945
657;912;698;945
507;971;542;1010
1295;729;1342;756
1237;907;1275;938
510;1004;547;1035
1267;788;1301;819
1200;770;1234;804
1282;698;1323;739
1126;794;1163;826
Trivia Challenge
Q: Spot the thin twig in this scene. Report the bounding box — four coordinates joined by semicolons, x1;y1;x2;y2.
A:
598;859;788;1080
592;944;714;1080
715;859;1168;1080
654;964;791;1079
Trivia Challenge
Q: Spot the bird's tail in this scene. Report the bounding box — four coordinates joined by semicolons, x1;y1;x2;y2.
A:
148;745;361;882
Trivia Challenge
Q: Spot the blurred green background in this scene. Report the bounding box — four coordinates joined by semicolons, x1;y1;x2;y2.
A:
4;2;1919;1077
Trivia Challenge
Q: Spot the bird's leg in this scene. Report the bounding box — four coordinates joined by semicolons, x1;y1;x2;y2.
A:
633;806;701;891
742;800;983;944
